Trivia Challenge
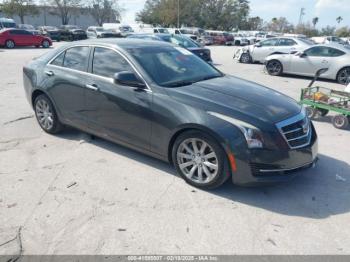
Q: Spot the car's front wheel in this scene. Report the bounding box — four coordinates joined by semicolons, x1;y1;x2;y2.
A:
5;39;15;49
34;94;63;134
240;53;252;63
172;131;230;189
266;60;283;76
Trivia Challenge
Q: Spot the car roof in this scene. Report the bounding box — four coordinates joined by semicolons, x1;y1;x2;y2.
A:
63;38;173;49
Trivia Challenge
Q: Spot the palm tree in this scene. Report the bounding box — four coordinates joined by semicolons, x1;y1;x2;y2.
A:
336;16;343;24
312;17;319;28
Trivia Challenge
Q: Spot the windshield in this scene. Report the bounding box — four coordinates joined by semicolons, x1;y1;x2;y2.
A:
170;35;199;48
298;38;315;45
127;46;222;87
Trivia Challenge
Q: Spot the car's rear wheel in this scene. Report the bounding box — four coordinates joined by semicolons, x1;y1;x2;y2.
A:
172;131;230;189
42;40;50;48
336;67;350;85
240;53;252;63
5;40;15;49
266;60;283;76
34;94;63;134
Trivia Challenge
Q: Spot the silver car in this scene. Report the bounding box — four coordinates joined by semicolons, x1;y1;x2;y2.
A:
234;37;313;64
265;44;350;84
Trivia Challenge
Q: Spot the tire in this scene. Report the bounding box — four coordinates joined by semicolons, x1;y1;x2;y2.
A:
235;40;240;46
305;107;316;119
34;94;63;134
266;60;283;76
172;130;230;189
332;114;349;129
318;108;329;117
336;67;350;85
240;53;252;64
5;39;15;49
42;40;50;48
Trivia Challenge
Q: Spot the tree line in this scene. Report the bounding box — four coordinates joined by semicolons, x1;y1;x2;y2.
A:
1;0;349;37
136;0;350;37
0;0;122;26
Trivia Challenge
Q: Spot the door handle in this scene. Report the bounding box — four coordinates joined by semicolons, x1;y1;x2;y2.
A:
85;84;99;91
45;70;54;76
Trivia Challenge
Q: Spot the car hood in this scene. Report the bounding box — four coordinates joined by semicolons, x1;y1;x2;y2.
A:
167;75;301;124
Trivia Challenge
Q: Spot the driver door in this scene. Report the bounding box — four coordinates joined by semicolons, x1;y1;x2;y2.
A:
290;46;331;76
252;38;279;62
83;47;152;151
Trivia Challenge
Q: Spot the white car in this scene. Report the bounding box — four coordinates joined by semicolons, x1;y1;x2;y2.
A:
234;37;313;64
265;44;350;84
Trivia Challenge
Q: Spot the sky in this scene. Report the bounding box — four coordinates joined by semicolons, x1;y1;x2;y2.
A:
118;0;350;28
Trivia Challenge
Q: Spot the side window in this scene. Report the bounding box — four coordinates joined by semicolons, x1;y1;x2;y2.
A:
260;38;278;46
63;46;90;71
278;38;296;46
92;47;133;78
305;46;329;57
327;47;345;57
51;52;65;66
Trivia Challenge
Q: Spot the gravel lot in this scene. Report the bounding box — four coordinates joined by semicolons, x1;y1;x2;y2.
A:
0;43;349;255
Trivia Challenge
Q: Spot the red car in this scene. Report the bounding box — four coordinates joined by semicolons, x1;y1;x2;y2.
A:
0;29;52;49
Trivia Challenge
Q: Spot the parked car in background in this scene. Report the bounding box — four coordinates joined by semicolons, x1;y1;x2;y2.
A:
265;44;350;84
58;25;87;41
23;39;318;188
232;33;250;46
86;26;119;38
18;24;40;35
0;28;52;48
234;37;314;64
312;36;348;45
167;28;198;41
102;23;133;37
255;33;276;42
127;33;212;63
0;18;16;29
206;30;233;45
37;26;61;41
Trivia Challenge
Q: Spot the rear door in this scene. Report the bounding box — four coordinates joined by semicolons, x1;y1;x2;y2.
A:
45;46;91;128
83;46;152;150
276;38;298;54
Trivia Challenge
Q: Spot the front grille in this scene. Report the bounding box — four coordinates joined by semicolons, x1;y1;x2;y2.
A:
276;112;311;149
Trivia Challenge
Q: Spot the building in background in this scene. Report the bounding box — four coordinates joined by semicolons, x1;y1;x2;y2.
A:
0;5;97;29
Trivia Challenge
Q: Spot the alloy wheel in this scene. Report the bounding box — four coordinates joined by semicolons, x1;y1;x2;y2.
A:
240;53;251;63
6;40;15;49
42;40;50;48
176;138;219;184
267;60;282;76
337;68;350;85
35;99;54;130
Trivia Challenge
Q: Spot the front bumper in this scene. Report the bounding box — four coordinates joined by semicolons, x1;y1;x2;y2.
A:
231;124;318;186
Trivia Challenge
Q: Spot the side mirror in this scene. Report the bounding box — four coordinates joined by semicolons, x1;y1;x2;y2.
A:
255;42;261;47
299;52;307;58
113;71;146;89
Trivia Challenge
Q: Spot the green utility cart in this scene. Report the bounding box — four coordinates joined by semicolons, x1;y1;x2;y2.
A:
299;68;350;130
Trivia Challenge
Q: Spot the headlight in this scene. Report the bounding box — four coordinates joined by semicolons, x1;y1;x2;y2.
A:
208;112;264;149
236;125;264;149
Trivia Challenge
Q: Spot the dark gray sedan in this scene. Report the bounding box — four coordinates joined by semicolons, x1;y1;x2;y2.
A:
23;39;318;189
